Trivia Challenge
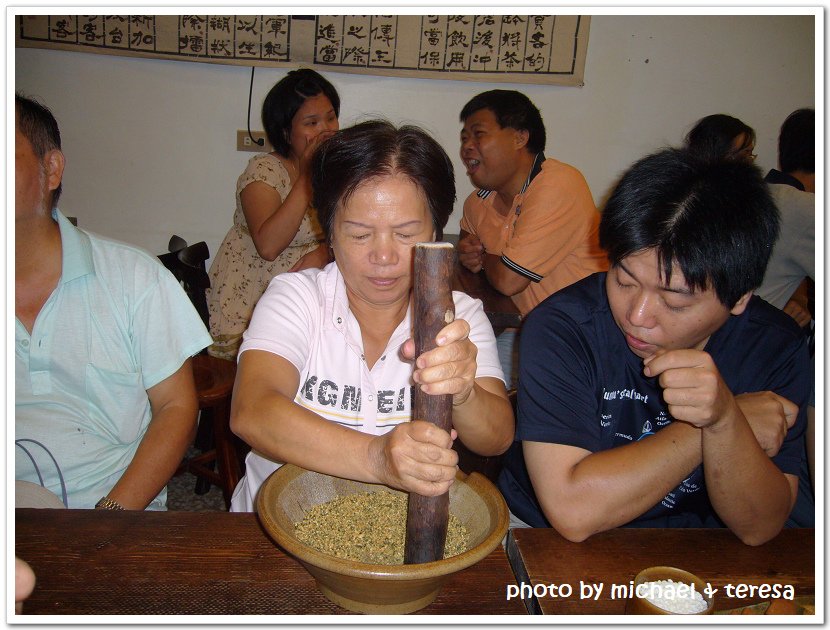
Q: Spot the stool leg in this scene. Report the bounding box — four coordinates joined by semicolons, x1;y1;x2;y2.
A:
194;408;216;495
212;397;237;509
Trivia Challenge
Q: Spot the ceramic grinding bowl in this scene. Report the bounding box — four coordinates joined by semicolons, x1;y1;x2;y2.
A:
256;464;509;614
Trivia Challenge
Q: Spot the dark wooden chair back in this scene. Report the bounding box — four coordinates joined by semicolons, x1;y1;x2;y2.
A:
158;236;211;330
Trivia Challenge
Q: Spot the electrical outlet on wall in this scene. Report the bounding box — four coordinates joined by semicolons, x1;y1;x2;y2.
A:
237;130;270;152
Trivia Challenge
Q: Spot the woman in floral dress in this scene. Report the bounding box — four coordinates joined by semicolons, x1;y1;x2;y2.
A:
207;69;340;360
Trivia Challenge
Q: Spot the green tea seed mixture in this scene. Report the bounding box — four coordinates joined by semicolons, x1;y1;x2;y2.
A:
294;491;470;564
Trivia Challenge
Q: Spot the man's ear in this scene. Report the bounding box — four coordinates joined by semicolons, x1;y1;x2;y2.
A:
730;291;753;316
514;128;529;151
44;149;65;194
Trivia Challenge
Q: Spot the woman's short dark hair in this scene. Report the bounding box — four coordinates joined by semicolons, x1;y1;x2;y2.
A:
778;108;814;174
684;114;755;161
312;120;455;241
460;90;546;154
599;148;779;308
16;92;63;206
262;68;340;156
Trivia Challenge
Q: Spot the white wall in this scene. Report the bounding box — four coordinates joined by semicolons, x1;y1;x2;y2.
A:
15;14;816;260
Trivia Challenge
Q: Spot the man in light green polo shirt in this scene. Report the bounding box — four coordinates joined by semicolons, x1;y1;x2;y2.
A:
15;93;212;510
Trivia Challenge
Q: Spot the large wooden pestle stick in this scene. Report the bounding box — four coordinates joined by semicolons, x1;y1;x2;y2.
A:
404;242;456;564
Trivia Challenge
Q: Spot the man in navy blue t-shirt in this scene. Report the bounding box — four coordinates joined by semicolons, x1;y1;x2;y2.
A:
498;147;810;545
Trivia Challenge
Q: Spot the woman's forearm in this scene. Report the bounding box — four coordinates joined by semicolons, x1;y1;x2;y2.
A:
451;378;514;456
243;178;314;261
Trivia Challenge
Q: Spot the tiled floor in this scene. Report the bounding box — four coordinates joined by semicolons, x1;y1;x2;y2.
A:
167;469;227;511
166;447;227;512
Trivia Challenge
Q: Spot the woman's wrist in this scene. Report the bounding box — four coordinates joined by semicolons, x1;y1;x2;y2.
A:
451;380;477;409
364;435;388;486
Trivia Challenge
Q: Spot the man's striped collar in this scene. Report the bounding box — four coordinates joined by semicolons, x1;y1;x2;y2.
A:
474;152;545;200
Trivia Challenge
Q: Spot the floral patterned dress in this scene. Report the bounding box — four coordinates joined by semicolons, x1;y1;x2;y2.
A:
206;153;323;360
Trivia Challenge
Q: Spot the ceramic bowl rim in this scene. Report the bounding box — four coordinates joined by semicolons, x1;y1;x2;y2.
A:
256;464;509;581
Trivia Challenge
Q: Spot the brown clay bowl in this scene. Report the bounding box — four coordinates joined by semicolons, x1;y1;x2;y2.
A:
256;464;509;614
625;566;715;615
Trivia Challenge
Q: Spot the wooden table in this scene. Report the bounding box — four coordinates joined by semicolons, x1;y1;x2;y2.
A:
506;527;815;615
452;262;522;333
14;509;526;616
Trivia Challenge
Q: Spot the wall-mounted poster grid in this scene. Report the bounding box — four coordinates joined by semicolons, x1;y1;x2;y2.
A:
16;14;591;86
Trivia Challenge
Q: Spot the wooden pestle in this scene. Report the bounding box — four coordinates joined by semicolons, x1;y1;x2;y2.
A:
404;242;456;564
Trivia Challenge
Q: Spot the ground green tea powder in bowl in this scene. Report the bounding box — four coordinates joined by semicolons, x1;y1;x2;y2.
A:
294;491;470;564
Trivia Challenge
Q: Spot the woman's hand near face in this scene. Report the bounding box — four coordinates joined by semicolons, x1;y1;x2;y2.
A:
298;129;337;177
402;319;477;406
367;422;458;496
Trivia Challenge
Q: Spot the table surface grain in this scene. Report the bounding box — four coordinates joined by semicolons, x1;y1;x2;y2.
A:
15;508;527;616
507;527;815;615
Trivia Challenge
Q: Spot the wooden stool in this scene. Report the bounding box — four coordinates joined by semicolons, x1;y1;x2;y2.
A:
187;354;240;509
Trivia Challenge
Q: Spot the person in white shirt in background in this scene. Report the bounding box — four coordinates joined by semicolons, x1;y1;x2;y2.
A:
756;108;815;494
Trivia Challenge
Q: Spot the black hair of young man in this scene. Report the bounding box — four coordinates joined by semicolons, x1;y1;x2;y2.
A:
599;147;780;308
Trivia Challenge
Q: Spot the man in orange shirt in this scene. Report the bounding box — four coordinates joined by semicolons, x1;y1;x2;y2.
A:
457;90;606;384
